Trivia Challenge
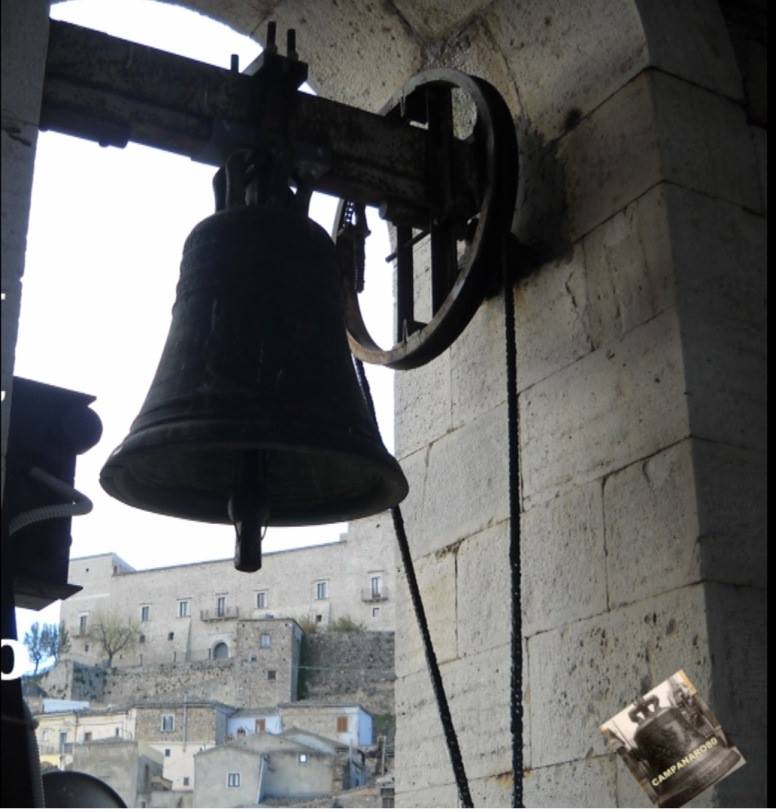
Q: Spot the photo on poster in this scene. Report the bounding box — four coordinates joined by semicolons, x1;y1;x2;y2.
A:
600;670;745;807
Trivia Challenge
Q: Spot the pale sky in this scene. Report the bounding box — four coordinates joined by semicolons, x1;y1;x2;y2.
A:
14;0;396;671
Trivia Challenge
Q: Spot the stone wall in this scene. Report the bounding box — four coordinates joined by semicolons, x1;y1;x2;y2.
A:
37;660;106;701
2;1;766;808
63;518;395;667
299;631;394;717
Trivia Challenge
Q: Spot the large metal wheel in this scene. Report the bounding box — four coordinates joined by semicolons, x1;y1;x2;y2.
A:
334;68;518;370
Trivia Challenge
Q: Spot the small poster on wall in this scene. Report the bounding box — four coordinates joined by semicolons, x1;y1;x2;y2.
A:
600;670;745;807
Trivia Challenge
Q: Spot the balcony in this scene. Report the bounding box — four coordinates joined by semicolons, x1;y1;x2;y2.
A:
200;606;239;622
361;587;389;603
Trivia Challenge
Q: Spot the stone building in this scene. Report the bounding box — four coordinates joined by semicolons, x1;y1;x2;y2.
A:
193;728;366;807
70;739;166;808
62;522;393;668
2;0;766;808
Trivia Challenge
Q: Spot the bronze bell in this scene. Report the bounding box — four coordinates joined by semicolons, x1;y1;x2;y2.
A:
629;694;741;807
100;202;408;569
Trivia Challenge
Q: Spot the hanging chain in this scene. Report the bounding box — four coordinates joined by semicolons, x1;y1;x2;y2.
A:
353;357;474;807
503;234;524;807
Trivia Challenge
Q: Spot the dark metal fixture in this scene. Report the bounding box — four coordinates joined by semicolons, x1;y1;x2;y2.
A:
38;21;518;571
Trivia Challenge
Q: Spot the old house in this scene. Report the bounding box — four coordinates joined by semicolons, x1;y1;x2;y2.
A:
193;729;366;807
70;739;166;808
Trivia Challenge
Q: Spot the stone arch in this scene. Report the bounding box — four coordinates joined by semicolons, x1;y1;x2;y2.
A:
212;641;229;660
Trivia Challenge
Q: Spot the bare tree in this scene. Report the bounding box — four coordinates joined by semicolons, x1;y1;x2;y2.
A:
23;622;48;675
88;610;140;667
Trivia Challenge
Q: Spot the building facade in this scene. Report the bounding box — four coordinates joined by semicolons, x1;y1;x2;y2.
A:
62;518;394;668
193;730;366;807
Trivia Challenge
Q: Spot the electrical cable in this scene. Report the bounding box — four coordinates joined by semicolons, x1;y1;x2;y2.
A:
353;357;474;808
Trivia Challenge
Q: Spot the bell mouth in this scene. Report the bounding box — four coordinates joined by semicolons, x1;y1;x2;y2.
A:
100;428;408;527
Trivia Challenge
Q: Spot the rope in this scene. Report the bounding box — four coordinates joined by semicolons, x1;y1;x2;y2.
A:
503;236;524;807
353;358;474;808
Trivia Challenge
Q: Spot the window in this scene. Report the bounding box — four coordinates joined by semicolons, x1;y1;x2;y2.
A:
115;728;120;737
267;670;276;681
315;581;329;600
212;642;229;660
298;754;308;764
236;727;246;737
84;731;92;742
260;633;271;649
371;575;382;597
84;643;90;652
161;714;175;732
315;614;323;623
140;605;150;622
227;772;240;788
216;596;226;616
336;716;348;733
255;719;266;733
168;632;175;641
79;614;88;635
59;731;67;752
183;777;190;787
178;600;190;618
139;634;146;644
372;607;380;618
256;591;268;609
164;748;171;757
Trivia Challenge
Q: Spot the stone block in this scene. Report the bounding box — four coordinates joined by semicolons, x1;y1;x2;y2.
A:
666;190;766;450
483;0;648;140
455;521;510;656
582;184;675;351
397;403;510;559
394;547;458;679
1;0;49;125
396;644;517;788
528;584;711;767
469;773;515;807
254;0;421;111
681;310;765;452
561;71;760;241
651;71;760;212
559;72;662;240
392;0;493;42
636;0;743;100
524;755;618;807
1;121;39;253
521;480;607;636
604;440;701;609
513;241;593;392
394;781;459;808
450;295;509;428
394;669;455;793
520;308;689;508
705;583;767;806
423;17;522;115
693;440;766;589
395;349;451;459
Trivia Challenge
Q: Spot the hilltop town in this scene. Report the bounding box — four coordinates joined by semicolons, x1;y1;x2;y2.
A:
25;517;397;807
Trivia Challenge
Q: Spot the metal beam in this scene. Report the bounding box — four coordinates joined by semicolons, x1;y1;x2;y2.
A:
40;20;480;220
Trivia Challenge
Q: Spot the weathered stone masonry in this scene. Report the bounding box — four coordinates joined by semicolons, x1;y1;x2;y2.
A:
1;1;765;808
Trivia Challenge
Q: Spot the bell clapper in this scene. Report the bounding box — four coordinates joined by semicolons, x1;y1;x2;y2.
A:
229;450;270;573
